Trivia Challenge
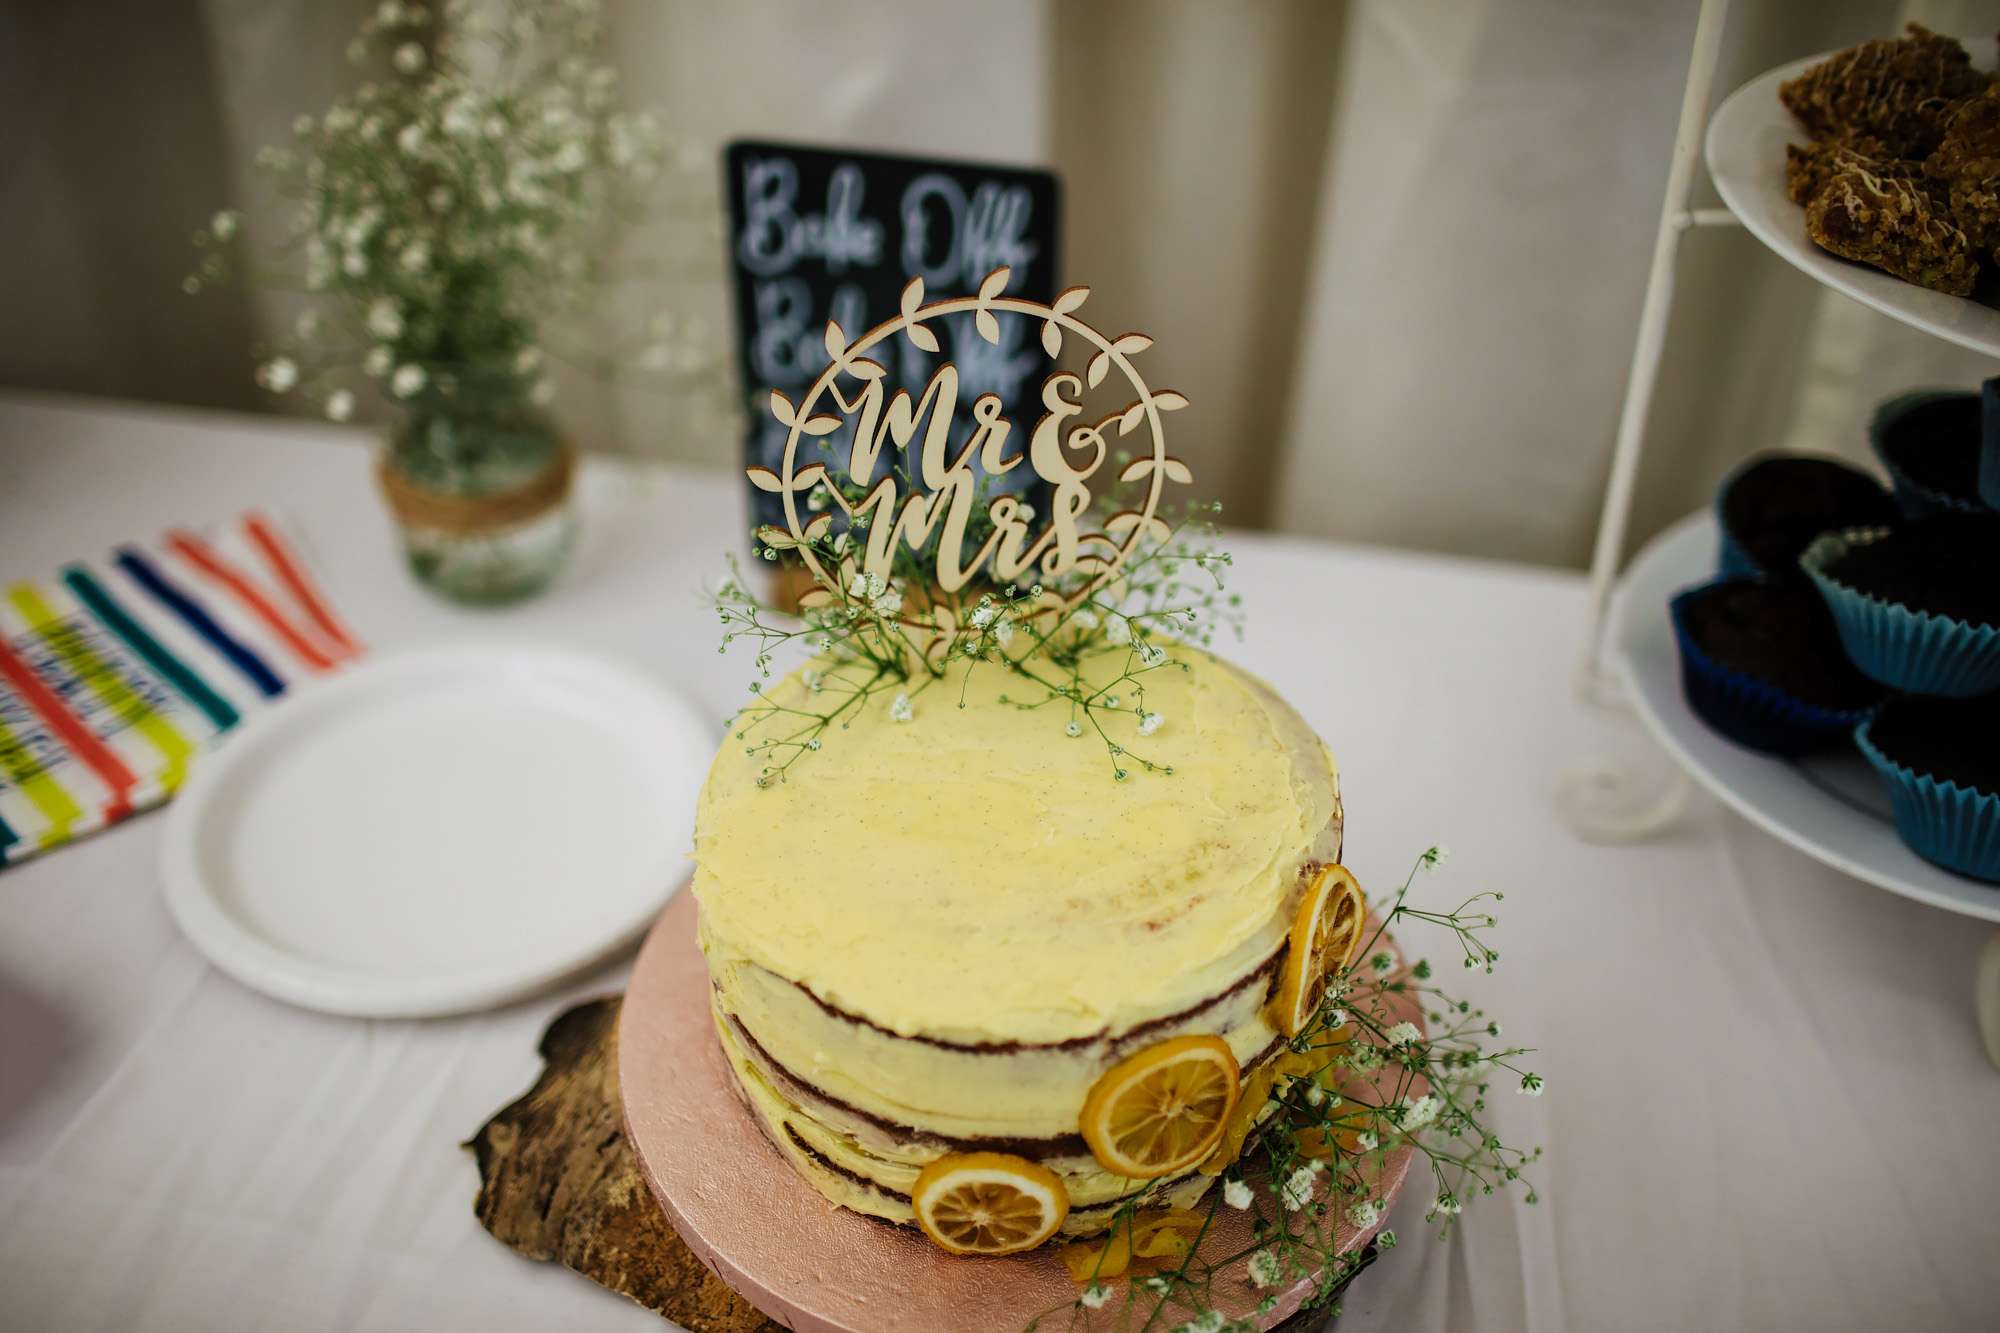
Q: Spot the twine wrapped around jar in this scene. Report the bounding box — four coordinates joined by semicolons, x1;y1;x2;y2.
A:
377;442;575;535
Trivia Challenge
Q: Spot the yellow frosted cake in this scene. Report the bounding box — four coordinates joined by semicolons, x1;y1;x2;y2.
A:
691;645;1347;1244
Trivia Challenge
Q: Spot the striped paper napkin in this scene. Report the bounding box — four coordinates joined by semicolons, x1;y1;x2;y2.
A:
0;511;361;867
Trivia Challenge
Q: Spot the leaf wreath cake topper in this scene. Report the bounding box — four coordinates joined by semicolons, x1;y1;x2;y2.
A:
748;265;1193;614
717;267;1236;786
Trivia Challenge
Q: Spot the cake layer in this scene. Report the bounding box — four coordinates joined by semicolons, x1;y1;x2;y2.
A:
713;1001;1274;1237
693;647;1340;1046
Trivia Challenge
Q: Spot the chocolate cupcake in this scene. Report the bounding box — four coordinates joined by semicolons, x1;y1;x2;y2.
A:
1857;695;2000;883
1670;578;1883;755
1801;513;2000;697
1714;453;1898;580
1869;390;1989;516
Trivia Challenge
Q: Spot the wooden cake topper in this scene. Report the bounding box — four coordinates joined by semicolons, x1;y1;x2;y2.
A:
747;267;1190;617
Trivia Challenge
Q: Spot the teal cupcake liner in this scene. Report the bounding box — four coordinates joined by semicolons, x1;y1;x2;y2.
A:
1870;389;1987;517
1800;527;2000;698
1669;582;1874;756
1856;719;2000;883
1981;376;2000;510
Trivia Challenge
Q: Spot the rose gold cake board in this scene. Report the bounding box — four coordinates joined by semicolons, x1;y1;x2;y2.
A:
620;891;1415;1333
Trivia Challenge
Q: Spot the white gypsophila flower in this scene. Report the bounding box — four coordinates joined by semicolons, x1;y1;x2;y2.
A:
1304;1083;1326;1107
1424;845;1451;868
1222;1178;1253;1210
639;343;670;370
871;589;903;618
1377;1228;1398;1249
1346;1198;1380;1229
441;95;479;138
1326;1007;1347;1028
1384;1021;1421;1048
1433;1193;1462;1216
293;113;314;137
210;209;240;241
889;692;913;724
968;603;997;630
367;298;403;339
363;346;391;377
1104;615;1131;646
1064;721;1082;738
396;122;426;156
1137;639;1167;668
1518;1073;1545;1097
514;346;543;374
1184;1314;1224;1333
294;309;321;340
399;241;429;272
324;389;355;422
1071;608;1099;630
992;617;1015;647
1280;1165;1317;1212
1247;1249;1282;1288
1079;1283;1111;1311
1399;1094;1439;1133
342;250;368;277
847;572;868;598
257;357;299;393
325;105;356;133
530;377;556;406
391;364;426;398
552;140;588;173
1138;712;1164;737
802;670;823;693
1356;1130;1378;1152
376;0;402;22
393;42;426;74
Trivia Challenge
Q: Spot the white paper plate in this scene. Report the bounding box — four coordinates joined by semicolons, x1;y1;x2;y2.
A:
1705;45;2000;359
161;644;712;1017
1612;511;2000;924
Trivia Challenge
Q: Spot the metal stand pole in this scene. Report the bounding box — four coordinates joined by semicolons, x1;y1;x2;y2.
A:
1575;0;1736;706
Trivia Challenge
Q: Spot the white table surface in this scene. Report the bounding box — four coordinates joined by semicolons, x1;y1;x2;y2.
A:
1;392;1996;1333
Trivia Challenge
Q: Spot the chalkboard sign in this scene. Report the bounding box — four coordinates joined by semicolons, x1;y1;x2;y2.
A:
723;140;1062;538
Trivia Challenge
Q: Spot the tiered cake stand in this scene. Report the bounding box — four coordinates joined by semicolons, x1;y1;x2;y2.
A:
1572;1;2000;1070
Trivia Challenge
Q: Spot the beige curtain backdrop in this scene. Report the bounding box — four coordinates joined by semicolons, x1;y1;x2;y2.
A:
3;0;1995;569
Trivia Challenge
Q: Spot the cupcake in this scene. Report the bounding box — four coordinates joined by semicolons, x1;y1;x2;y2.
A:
1869;389;1989;516
1857;695;2000;883
1670;578;1883;755
1801;513;2000;697
1714;453;1898;580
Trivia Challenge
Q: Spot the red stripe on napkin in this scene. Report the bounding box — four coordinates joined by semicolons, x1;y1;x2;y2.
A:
242;513;363;661
0;634;135;820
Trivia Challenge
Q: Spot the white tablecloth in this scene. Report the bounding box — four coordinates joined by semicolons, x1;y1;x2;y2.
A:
2;394;1995;1333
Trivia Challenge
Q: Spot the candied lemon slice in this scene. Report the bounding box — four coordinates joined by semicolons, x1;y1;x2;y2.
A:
1271;863;1367;1037
1081;1035;1241;1178
911;1152;1069;1256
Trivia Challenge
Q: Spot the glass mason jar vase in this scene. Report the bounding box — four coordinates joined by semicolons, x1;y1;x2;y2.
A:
376;370;577;605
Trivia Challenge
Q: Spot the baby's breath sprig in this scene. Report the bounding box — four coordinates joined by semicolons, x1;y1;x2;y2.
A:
1031;848;1542;1333
713;496;1239;787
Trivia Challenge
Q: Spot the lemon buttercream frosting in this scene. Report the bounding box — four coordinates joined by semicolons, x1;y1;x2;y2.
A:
691;646;1342;1235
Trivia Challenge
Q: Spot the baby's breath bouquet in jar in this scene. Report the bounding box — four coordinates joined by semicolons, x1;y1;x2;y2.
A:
192;0;720;603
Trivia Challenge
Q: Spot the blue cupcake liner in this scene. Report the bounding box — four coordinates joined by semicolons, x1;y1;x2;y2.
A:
1980;376;2000;510
1869;389;1988;517
1856;718;2000;883
1714;521;1760;580
1668;582;1874;756
1800;527;2000;698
